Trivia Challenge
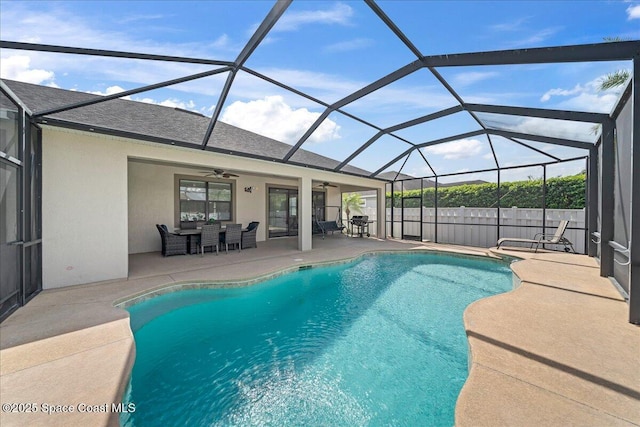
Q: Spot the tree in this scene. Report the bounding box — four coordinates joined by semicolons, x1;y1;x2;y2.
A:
599;69;630;91
599;37;631;91
342;192;363;224
592;38;631;134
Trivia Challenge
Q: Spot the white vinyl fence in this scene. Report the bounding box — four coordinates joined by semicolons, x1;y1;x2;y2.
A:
379;207;585;253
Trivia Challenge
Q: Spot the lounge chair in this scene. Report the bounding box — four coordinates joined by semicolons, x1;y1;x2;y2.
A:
316;219;345;239
496;220;575;253
241;221;259;249
156;224;188;256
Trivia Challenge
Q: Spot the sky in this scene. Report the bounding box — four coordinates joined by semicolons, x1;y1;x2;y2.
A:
1;0;639;183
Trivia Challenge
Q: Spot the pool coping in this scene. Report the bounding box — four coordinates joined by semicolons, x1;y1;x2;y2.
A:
114;249;511;309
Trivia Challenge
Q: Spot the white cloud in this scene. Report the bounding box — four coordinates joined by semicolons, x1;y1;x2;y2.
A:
627;4;640;19
540;84;583;102
137;97;198;111
88;86;129;97
323;38;373;53
489;17;530;32
554;92;618;114
117;14;165;25
86;85;200;112
493;116;596;143
221;95;340;144
507;27;562;48
275;3;354;32
453;71;499;87
0;55;56;85
247;67;360;103
540;74;627;113
423;139;484;160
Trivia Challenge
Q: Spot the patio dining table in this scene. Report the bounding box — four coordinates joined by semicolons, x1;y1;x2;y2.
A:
176;227;226;254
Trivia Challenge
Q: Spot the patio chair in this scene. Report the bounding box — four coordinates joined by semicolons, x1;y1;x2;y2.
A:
242;221;260;249
223;223;242;253
156;224;188;257
496;220;575;253
200;223;221;256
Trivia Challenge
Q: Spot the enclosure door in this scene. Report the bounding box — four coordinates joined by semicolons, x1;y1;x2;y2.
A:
268;188;298;238
0;161;21;320
402;196;422;240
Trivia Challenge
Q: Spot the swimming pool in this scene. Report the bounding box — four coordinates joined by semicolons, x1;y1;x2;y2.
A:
121;252;513;426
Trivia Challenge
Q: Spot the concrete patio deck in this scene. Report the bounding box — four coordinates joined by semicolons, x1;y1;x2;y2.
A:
0;236;638;426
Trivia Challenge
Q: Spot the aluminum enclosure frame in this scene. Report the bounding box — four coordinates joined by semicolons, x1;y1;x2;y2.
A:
1;0;639;322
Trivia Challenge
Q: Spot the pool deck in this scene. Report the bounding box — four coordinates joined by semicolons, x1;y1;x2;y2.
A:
1;236;638;426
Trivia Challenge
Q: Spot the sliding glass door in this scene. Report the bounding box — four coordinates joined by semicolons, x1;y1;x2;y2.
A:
268;188;327;238
269;188;298;238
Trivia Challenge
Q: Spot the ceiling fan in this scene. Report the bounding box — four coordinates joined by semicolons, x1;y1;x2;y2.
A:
200;168;239;178
315;181;338;189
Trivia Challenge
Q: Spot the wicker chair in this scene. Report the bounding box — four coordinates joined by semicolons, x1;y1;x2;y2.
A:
223;223;242;253
200;223;221;256
242;221;259;249
156;224;187;257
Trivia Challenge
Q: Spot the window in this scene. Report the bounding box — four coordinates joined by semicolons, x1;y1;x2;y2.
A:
179;179;232;221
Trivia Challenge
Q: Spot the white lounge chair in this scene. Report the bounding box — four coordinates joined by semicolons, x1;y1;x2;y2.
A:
496;220;575;253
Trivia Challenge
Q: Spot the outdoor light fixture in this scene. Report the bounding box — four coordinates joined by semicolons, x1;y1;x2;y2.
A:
244;186;257;193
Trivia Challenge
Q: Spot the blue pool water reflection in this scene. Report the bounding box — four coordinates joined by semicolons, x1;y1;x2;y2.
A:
122;253;512;426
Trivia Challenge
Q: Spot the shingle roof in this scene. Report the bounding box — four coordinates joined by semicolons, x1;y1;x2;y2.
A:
2;79;374;178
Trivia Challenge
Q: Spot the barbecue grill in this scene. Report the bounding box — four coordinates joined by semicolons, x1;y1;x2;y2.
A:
350;215;372;237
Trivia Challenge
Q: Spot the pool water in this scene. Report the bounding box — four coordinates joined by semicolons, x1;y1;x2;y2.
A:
122;253;512;426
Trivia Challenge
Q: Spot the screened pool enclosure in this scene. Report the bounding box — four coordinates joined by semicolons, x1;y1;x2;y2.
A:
1;0;638;323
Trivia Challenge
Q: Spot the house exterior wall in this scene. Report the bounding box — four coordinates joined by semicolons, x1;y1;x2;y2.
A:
42;126;385;289
42;128;129;289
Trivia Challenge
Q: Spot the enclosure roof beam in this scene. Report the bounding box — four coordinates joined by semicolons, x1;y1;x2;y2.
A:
489;130;593;149
507;136;562;161
335;131;384;171
373;129;487;177
334;105;464;172
364;0;423;58
371;147;415;177
201;0;291;149
34;67;231;117
283;59;423;161
417;129;487;148
421;41;640;67
0;40;233;66
464;103;609;123
234;0;292;69
1;80;33;115
387;105;464;132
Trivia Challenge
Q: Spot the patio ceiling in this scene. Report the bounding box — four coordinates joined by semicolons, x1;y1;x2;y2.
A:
1;0;638;181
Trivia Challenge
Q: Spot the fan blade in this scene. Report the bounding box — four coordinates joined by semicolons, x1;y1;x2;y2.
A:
223;173;239;178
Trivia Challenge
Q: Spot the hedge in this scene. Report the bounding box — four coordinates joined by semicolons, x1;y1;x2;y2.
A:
388;173;586;209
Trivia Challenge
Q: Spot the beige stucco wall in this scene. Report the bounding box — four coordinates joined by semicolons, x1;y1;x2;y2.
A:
42;126;385;289
42;129;129;289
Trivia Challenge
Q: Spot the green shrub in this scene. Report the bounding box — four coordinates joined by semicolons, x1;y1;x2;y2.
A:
387;173;585;209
